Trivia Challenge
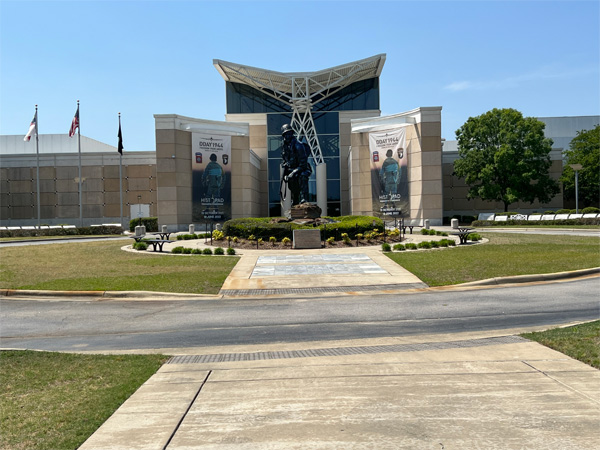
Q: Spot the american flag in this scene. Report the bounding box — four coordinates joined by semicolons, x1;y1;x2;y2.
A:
69;107;79;137
24;112;37;142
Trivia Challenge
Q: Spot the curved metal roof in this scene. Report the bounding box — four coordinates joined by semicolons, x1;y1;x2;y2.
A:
213;54;386;104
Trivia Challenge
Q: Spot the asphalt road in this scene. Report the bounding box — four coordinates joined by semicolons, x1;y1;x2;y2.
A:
1;278;598;353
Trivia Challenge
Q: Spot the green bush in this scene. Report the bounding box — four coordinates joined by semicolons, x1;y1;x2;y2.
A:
393;243;405;251
341;233;351;244
192;248;202;254
405;243;418;250
171;246;184;254
222;215;383;240
177;234;198;240
438;240;449;247
556;209;575;214
129;217;158;232
468;233;482;241
582;207;600;214
326;236;335;245
226;247;236;255
269;236;277;245
132;241;148;251
182;247;193;254
471;217;600;227
381;243;391;252
418;241;431;249
202;248;213;255
212;230;225;240
214;247;225;255
430;241;440;248
282;237;291;246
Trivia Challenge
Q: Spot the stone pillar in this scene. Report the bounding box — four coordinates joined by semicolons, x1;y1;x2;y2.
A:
316;162;327;215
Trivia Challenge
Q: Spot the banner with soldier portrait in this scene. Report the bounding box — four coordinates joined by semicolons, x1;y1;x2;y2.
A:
192;133;231;222
368;126;408;218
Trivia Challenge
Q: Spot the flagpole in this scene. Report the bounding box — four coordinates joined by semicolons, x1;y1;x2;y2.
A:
119;113;123;228
77;100;82;227
35;105;40;228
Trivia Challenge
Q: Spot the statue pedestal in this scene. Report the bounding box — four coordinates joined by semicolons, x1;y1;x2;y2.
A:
290;203;322;220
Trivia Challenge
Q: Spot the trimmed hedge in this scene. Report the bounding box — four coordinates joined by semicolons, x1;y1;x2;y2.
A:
0;225;123;238
222;215;384;240
472;218;600;227
129;217;158;232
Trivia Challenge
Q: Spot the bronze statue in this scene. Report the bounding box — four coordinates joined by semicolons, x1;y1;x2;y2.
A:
280;124;312;205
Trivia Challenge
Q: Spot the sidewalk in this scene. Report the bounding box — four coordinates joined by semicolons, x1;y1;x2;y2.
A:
79;328;600;450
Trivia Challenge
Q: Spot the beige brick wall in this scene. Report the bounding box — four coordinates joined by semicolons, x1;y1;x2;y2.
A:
0;153;157;226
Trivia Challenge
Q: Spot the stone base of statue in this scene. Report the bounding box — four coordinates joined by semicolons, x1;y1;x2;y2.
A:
290;203;322;220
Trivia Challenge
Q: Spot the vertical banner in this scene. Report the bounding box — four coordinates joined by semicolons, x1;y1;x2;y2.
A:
192;133;231;222
369;127;408;217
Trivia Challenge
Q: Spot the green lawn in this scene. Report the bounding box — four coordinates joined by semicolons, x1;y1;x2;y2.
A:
522;321;600;369
0;351;167;450
386;233;600;286
0;241;238;294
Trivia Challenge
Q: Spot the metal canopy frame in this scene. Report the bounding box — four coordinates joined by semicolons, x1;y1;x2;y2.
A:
214;54;386;164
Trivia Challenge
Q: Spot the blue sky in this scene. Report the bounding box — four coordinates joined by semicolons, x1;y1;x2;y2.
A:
1;0;598;151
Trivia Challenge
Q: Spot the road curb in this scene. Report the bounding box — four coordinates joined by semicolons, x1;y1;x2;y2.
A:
0;289;222;300
456;267;600;287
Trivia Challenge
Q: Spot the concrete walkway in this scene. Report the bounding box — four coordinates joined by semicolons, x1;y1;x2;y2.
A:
79;328;600;450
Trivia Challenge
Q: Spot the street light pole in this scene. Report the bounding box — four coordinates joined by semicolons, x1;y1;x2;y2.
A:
569;164;583;214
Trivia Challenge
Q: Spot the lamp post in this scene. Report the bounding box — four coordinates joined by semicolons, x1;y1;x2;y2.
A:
137;195;142;227
569;164;583;214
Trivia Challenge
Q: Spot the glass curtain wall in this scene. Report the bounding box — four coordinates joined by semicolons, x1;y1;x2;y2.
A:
267;112;340;217
225;77;379;217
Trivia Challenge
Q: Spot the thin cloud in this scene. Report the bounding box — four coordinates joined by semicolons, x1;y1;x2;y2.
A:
444;65;598;92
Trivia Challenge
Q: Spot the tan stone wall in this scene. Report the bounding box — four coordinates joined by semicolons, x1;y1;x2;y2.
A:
231;136;261;218
442;152;564;217
0;154;157;226
349;108;444;225
155;129;193;229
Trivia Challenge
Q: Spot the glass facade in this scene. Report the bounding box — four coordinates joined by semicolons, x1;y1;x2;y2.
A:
226;78;380;217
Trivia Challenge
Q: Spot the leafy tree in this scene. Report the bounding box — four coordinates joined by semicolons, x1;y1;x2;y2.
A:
560;125;600;208
454;108;560;212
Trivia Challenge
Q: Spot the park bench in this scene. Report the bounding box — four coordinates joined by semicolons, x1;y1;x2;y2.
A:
400;219;423;234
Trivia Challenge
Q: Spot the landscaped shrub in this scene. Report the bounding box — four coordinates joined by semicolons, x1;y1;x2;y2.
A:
129;217;158;232
182;247;193;254
212;230;225;240
468;233;482;241
381;243;391;252
582;207;600;214
0;225;124;239
226;247;236;255
341;233;351;245
177;234;198;240
430;241;440;248
133;241;148;251
282;237;291;246
438;240;449;247
418;241;431;249
393;243;405;251
202;248;213;255
222;215;383;240
171;246;184;254
405;243;418;250
269;236;277;245
192;248;202;254
214;247;225;255
326;236;335;245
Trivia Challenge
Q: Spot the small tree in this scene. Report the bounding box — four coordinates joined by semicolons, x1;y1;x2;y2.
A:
454;108;560;212
560;125;600;208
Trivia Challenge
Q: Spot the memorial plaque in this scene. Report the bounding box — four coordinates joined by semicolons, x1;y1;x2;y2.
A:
293;229;322;249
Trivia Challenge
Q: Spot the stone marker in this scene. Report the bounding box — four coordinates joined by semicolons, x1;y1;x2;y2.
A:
293;229;322;249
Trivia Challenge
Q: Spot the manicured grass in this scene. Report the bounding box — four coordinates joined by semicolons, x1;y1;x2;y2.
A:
521;321;600;369
0;351;168;450
386;233;600;286
0;241;239;294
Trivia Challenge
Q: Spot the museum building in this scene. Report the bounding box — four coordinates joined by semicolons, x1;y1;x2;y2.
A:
1;55;597;229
